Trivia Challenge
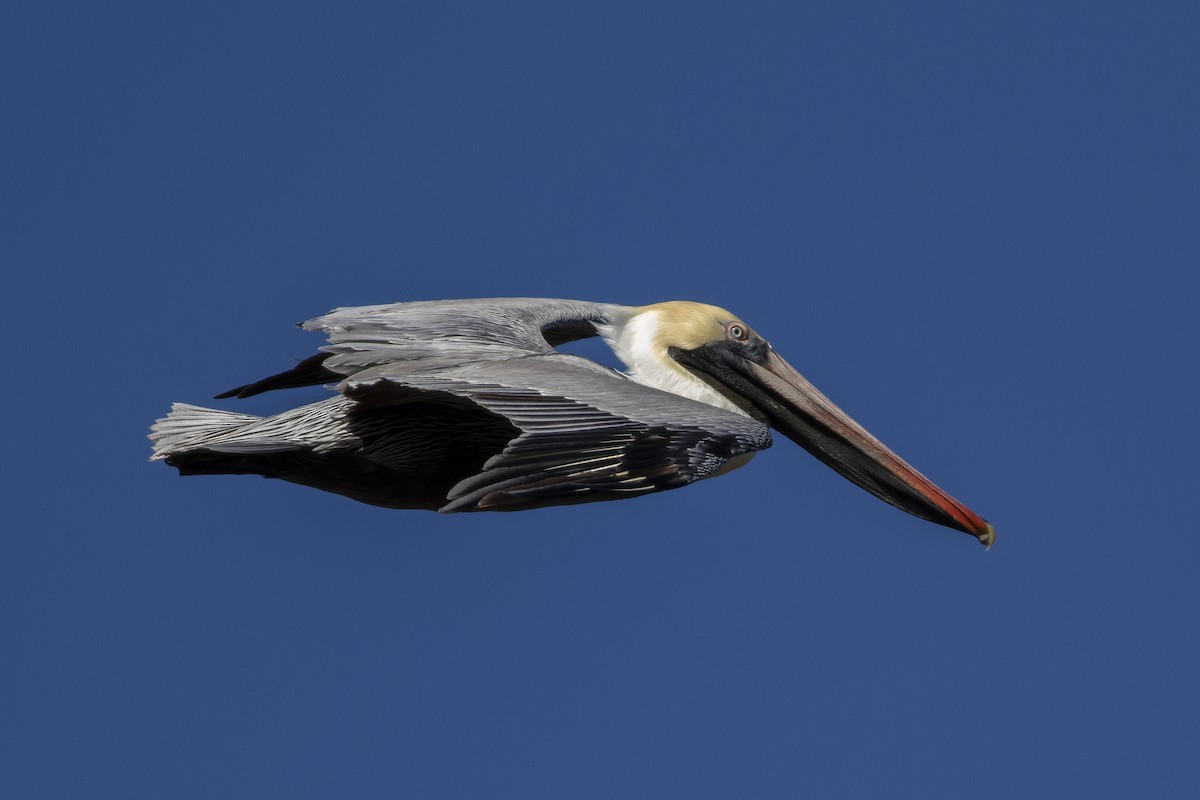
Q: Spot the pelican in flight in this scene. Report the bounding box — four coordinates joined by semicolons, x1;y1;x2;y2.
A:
150;298;993;546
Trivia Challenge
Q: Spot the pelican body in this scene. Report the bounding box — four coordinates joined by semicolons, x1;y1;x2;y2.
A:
150;298;993;546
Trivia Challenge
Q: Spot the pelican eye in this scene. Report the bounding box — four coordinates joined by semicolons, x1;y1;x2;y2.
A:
726;322;749;342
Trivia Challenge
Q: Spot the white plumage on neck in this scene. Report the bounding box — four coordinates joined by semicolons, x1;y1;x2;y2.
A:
597;305;749;416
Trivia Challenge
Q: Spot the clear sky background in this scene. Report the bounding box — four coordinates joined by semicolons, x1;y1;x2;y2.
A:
4;2;1198;797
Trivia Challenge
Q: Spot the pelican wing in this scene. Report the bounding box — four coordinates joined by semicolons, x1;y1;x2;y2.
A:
343;355;770;512
309;297;611;375
217;298;609;398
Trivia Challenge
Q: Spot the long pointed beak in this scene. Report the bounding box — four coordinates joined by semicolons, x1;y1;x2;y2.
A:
749;350;994;547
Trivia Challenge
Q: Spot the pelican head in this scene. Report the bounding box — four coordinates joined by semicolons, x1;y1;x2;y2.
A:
603;301;993;546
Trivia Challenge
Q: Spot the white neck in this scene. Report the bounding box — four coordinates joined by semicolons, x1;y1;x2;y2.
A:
597;306;748;416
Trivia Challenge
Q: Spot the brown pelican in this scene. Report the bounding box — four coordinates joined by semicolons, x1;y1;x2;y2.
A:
150;298;993;546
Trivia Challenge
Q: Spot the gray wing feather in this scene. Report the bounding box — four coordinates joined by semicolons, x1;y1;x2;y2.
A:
216;298;611;399
304;297;612;378
345;354;771;511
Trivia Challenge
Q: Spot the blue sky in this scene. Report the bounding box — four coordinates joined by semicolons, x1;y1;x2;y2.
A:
4;2;1198;797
